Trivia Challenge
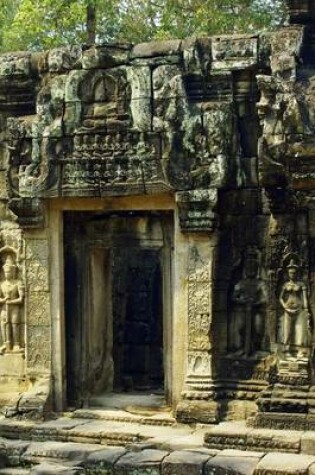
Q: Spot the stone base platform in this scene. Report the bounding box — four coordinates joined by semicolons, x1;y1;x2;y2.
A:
1;433;315;475
204;421;315;455
1;413;315;473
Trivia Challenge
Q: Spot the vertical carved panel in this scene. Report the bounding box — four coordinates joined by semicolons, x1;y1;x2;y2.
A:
182;246;214;399
25;237;51;372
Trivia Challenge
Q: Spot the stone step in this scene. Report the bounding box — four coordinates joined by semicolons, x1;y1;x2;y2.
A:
0;416;199;451
204;421;315;455
68;408;176;426
0;419;147;447
0;470;30;475
2;439;315;475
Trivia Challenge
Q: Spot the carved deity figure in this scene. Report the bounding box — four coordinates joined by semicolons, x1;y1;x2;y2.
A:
279;258;310;358
0;254;24;354
229;248;267;357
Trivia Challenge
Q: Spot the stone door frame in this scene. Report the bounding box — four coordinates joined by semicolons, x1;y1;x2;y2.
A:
48;195;181;411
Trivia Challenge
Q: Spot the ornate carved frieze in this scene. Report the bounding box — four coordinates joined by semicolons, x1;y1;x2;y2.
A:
60;131;170;196
212;35;258;70
0;43;238;212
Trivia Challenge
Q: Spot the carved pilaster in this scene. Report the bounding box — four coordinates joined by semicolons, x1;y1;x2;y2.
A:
177;239;219;423
183;254;213;399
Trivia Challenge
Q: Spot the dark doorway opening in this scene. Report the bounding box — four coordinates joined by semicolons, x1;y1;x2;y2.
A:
112;248;163;393
64;211;171;408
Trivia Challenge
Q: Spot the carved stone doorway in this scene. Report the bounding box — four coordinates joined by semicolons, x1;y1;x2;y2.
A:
64;211;172;408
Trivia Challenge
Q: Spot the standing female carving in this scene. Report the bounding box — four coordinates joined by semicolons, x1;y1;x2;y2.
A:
279;258;309;356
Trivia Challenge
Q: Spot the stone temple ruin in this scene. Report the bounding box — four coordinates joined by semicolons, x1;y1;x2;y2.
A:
1;0;315;452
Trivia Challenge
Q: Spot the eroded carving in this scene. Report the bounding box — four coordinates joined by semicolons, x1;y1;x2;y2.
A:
228;247;267;357
278;254;311;359
0;253;24;354
182;247;214;400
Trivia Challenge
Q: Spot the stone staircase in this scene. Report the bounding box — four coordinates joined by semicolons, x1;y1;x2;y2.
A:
0;412;315;473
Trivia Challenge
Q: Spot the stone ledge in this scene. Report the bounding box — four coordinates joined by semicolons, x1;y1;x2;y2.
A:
204;422;309;454
254;452;315;475
0;438;315;475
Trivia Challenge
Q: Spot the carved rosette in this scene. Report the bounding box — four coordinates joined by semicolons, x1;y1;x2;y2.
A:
182;253;214;399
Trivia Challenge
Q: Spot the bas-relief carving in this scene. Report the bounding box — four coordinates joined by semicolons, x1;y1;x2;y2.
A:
228;247;267;358
60;131;168;196
27;325;51;371
183;246;214;400
0;226;25;357
3;44;237;208
0;220;51;379
0;253;24;354
278;254;311;359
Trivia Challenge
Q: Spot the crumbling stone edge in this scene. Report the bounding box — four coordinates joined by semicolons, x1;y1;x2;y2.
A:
1;440;315;474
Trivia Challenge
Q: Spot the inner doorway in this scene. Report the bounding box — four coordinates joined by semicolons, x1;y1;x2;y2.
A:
64;211;172;408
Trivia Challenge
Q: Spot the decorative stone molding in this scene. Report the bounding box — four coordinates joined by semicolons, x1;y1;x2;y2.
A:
176;189;218;233
8;198;45;228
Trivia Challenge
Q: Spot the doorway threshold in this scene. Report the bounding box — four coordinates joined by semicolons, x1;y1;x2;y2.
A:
68;392;175;426
88;392;169;413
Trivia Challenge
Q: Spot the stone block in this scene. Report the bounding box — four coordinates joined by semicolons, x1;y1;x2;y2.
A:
22;441;102;465
0;420;35;440
301;432;315;455
0;354;25;377
114;449;169;475
82;45;131;69
25;240;49;261
205;453;260;475
0;469;31;474
0;173;7;199
253;452;315;474
246;429;301;454
32;418;89;442
162;449;212;475
130;98;152;131
131;41;181;58
26;261;49;292
48;46;82;72
212;35;258;71
26;292;50;325
26;326;51;370
204;423;250;450
0;438;30;466
31;461;83;474
0;449;8;469
176;401;219;424
83;447;127;473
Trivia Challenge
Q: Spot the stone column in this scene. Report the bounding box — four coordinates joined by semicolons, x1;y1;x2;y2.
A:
175;190;220;423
